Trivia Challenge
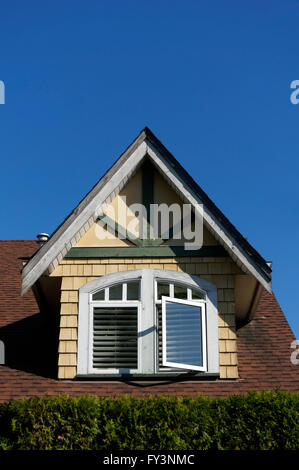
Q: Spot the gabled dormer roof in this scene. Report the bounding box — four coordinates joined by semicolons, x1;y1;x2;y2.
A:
21;127;272;295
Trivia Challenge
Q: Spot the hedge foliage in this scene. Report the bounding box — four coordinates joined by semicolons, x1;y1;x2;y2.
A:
0;391;298;450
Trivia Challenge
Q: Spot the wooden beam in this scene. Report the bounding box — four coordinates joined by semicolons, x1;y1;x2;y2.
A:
141;159;154;242
65;245;228;258
97;214;142;247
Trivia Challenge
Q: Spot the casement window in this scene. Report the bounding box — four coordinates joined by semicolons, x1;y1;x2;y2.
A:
77;269;219;376
155;281;206;372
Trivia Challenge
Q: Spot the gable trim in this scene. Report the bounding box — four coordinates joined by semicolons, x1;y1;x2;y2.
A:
21;139;148;294
145;140;271;292
21;127;272;295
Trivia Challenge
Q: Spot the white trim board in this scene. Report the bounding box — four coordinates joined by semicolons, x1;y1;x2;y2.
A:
161;296;207;372
21;128;272;295
146;141;272;292
21;140;147;294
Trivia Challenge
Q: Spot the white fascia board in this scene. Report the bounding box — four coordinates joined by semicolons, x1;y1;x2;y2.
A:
145;140;272;293
22;135;271;295
21;141;148;295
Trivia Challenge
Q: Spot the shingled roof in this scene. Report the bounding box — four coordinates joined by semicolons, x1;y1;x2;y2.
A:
0;240;297;401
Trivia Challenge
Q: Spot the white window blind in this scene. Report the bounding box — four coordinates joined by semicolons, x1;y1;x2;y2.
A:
93;306;138;370
162;297;207;371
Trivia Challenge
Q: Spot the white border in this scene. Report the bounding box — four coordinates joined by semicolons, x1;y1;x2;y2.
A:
77;269;219;376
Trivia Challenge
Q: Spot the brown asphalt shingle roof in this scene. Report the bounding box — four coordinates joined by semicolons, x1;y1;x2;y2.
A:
0;240;298;402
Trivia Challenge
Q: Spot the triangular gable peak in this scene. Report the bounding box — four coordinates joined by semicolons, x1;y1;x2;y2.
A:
66;162;219;250
21;127;272;295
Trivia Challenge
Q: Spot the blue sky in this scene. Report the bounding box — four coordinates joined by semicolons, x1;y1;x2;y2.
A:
0;1;298;338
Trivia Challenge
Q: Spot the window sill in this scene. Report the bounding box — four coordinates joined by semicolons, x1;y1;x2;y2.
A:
74;372;220;381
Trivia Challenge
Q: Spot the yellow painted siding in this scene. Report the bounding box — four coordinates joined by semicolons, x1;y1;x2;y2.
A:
76;169;143;248
52;256;241;380
74;166;221;249
75;223;133;247
154;170;183;207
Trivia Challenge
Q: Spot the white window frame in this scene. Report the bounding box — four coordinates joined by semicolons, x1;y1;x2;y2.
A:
162;296;207;372
154;280;206;303
77;269;219;376
154;280;206;374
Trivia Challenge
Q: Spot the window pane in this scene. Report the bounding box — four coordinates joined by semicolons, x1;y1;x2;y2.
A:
127;281;139;300
191;289;205;300
163;301;203;369
93;307;138;369
109;284;123;300
157;282;169;300
173;284;187;299
92;289;105;301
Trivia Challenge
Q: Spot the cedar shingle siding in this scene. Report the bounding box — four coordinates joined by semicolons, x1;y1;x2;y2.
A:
54;256;239;380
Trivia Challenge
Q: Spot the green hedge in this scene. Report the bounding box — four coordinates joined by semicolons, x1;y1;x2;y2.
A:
0;391;298;450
